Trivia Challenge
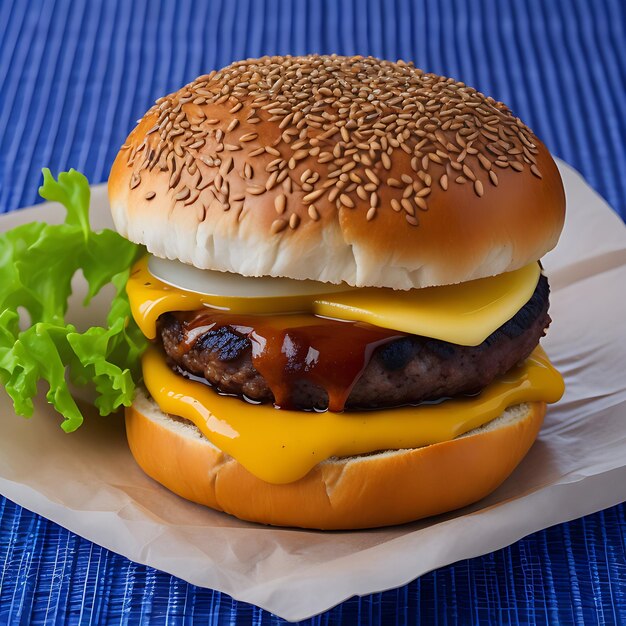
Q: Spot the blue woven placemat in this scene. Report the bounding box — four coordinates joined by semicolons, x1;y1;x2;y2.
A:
0;0;625;623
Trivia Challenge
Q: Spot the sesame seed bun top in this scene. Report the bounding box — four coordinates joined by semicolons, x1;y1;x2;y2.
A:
108;54;565;289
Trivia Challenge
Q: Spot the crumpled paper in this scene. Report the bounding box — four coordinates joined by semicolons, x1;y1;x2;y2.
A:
1;159;625;622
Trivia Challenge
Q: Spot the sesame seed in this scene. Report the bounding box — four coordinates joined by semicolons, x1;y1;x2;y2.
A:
266;171;279;190
414;196;428;211
462;164;476;181
303;189;325;203
339;193;354;208
144;191;156;200
364;169;380;185
289;213;300;229
401;198;415;215
477;153;491;170
308;204;320;221
246;185;265;195
274;194;286;214
271;219;288;234
220;156;234;175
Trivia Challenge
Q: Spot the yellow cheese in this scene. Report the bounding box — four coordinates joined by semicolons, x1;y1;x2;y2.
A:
127;257;541;346
142;346;564;484
315;263;540;345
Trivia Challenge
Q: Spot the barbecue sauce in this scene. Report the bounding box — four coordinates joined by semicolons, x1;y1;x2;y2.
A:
171;311;403;411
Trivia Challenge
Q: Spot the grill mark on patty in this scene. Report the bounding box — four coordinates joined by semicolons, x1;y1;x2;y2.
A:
158;274;551;410
196;325;249;361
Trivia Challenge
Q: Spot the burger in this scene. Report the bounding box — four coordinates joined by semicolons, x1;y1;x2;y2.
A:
107;55;565;529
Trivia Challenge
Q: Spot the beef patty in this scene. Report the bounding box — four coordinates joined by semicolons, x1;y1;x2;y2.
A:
158;274;551;410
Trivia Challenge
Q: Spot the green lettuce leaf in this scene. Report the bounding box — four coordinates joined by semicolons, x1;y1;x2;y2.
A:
0;169;147;432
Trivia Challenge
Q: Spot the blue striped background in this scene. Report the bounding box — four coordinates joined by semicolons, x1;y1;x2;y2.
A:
0;0;625;623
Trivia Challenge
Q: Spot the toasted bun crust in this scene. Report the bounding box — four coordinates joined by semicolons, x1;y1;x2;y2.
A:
125;390;545;529
109;55;565;290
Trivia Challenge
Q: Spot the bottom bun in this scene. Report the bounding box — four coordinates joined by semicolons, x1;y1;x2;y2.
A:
125;389;545;529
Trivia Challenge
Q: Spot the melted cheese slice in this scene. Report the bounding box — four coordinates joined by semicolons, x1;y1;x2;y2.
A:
142;346;564;484
128;257;541;346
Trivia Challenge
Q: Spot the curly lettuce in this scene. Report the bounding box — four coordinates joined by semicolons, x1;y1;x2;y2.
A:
0;169;147;432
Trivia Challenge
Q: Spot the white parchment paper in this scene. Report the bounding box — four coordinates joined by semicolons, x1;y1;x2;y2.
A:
1;160;625;622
